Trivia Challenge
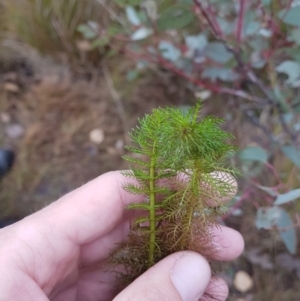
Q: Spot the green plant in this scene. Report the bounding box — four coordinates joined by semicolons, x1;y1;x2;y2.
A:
112;103;237;286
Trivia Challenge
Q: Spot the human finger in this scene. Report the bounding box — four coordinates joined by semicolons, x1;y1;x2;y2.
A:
209;225;244;261
202;277;229;301
26;171;143;246
113;251;211;301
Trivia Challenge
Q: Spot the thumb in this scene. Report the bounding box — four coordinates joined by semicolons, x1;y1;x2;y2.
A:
113;252;211;301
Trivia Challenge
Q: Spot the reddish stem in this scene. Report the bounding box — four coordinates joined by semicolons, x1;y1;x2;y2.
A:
193;0;223;38
236;0;245;43
265;162;283;187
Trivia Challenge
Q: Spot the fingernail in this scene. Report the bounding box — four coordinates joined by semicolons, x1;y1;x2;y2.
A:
170;253;211;301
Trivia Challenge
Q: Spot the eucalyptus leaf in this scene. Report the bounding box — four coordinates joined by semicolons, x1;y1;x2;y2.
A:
217;17;235;35
276;208;297;254
244;21;260;36
142;0;157;20
290;28;300;46
239;146;268;163
159;41;181;62
252;183;277;197
185;34;207;52
278;6;300;28
131;27;153;40
77;24;97;39
256;207;280;229
281;144;300;168
126;69;139;81
114;0;143;6
276;60;300;87
202;67;238;82
256;207;297;254
274;189;300;205
204;42;233;63
126;6;141;26
157;5;194;30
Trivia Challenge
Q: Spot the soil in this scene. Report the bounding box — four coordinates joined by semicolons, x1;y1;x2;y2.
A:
0;40;193;218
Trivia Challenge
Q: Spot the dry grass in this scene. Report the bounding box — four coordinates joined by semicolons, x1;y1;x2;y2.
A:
2;0;111;62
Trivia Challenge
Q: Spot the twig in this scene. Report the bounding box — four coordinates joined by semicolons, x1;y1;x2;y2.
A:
193;0;223;38
101;62;130;143
236;0;246;43
95;0;128;31
243;109;277;143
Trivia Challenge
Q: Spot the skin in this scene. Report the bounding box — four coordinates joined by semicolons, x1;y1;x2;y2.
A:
0;171;244;301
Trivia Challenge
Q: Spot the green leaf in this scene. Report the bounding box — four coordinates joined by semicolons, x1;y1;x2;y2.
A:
157;5;194;31
202;67;238;82
142;0;157;20
159;41;181;62
204;42;233;63
126;6;141;26
252;183;277;197
277;208;297;254
281;145;300;168
185;34;207;52
90;37;110;49
274;189;300;205
126;69;139;81
256;207;278;229
278;6;300;27
276;60;300;87
238;146;268;163
244;21;260;36
217;17;235;35
77;24;97;39
114;0;144;7
131;27;153;40
256;207;297;254
290;28;300;46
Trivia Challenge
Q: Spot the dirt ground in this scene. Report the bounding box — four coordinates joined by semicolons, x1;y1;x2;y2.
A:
1;41;300;301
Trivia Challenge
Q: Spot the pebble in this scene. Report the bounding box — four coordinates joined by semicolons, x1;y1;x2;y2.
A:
89;128;105;144
0;113;11;124
3;83;20;93
233;271;253;293
5;124;25;139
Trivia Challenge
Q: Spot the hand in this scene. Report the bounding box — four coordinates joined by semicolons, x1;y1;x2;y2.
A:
0;171;244;301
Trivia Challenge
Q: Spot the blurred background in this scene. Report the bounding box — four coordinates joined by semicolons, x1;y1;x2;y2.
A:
1;0;300;300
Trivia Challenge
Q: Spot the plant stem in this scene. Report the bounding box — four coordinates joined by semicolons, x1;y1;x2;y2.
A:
148;142;157;267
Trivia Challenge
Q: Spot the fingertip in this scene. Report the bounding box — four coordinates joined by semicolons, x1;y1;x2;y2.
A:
113;251;212;301
171;252;211;301
202;277;229;301
210;226;244;261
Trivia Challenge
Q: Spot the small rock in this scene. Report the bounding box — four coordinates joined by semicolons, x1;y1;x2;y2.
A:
234;271;253;293
89;128;105;144
3;83;20;93
6;124;25;139
194;90;212;100
0;113;11;124
0;149;15;177
115;139;124;151
76;40;92;52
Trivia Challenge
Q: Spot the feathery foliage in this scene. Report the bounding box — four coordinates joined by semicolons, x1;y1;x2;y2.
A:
112;103;237;288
